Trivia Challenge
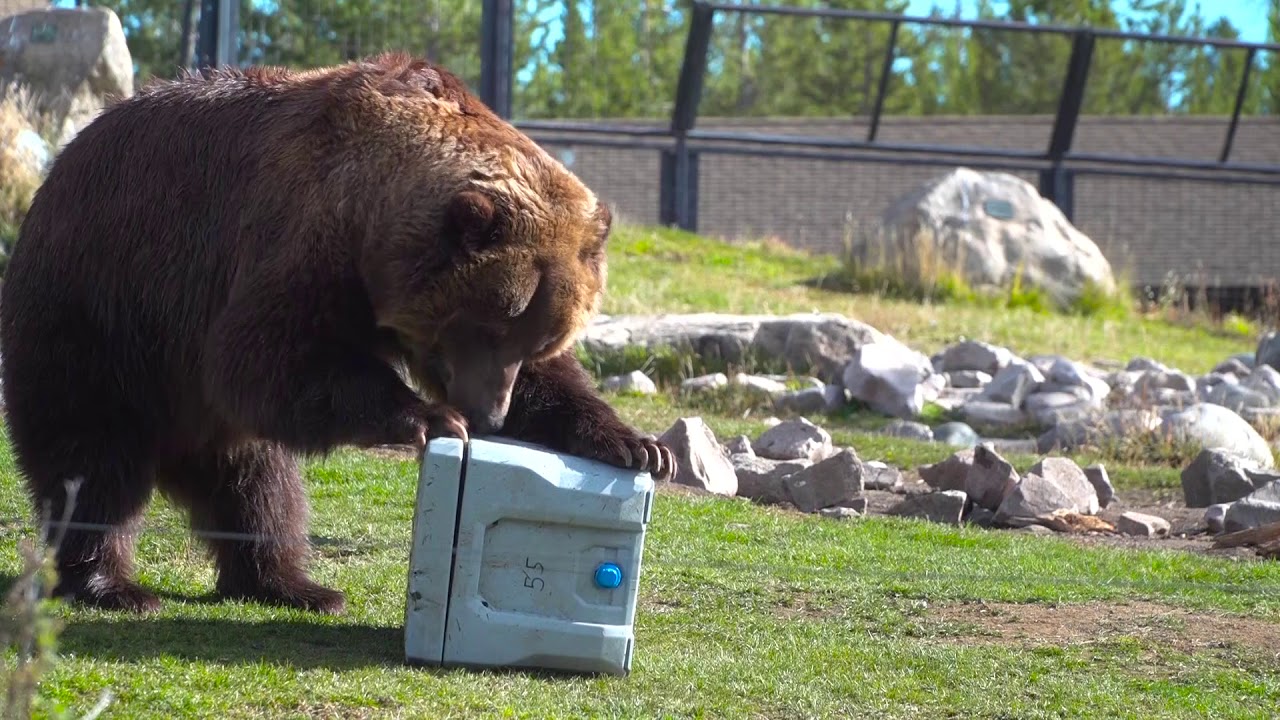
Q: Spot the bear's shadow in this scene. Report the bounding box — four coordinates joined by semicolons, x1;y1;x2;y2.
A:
0;573;589;679
0;572;394;672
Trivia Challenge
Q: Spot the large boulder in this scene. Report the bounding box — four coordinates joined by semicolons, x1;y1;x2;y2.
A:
863;167;1116;305
581;312;891;381
0;7;134;148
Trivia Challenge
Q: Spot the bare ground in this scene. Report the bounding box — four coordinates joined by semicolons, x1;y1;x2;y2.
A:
925;598;1280;659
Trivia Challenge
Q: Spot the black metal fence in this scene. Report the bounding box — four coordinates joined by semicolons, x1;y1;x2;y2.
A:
9;0;1280;291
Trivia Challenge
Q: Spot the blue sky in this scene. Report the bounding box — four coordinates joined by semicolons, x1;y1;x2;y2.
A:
903;0;1272;42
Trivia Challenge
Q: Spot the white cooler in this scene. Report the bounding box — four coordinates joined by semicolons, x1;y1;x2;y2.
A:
403;436;655;676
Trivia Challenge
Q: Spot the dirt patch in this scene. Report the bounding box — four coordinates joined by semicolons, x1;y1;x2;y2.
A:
927;599;1280;657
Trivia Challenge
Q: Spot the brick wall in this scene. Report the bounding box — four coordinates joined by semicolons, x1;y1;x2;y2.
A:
534;114;1280;288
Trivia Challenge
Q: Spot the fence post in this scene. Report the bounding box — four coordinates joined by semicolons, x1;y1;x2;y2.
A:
479;0;514;119
195;0;238;69
1042;30;1093;220
665;2;715;232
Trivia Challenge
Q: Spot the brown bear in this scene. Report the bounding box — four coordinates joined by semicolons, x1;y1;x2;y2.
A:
0;52;674;616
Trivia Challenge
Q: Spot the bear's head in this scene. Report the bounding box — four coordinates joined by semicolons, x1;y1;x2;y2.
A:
366;143;612;437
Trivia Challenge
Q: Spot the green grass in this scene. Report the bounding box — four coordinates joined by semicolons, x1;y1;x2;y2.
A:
603;225;1257;376
4;438;1280;719
4;223;1280;718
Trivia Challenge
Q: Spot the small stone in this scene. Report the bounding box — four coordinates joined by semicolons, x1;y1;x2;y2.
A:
656;417;738;496
1027;457;1099;515
839;496;870;513
841;341;943;419
980;360;1044;407
732;455;810;505
933;422;980;448
1083;464;1115;508
1126;357;1168;373
1213;357;1252;376
774;387;828;414
965;443;1019;511
960;400;1029;427
1204;503;1230;534
862;460;903;490
1047;357;1088;387
732;372;788;396
1256;331;1280;372
600;370;658;394
822;383;849;411
918;448;976;492
819;506;861;520
938;340;1014;375
1017;523;1056;535
947;370;993;389
681;373;728;392
1117;511;1171;538
724;435;755;457
783;449;864;513
883;419;934;442
887;489;968;525
753;417;834;462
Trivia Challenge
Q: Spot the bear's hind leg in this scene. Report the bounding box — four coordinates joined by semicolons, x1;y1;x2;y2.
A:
32;452;161;613
160;442;345;615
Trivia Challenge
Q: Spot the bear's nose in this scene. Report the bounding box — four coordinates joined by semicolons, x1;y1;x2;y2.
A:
468;411;506;437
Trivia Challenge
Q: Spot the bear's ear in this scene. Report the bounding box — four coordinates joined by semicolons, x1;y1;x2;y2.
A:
443;190;503;255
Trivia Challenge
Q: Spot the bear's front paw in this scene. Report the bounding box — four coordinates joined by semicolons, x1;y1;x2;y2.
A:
571;424;676;482
374;402;469;451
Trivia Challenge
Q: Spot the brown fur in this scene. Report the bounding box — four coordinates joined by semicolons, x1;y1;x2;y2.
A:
0;53;673;615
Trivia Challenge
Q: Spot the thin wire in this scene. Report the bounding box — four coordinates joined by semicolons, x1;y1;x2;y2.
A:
3;513;1277;599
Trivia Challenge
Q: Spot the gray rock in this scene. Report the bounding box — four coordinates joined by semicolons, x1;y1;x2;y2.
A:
938;340;1013;375
887;489;968;525
774;387;828;415
960;400;1029;428
732;373;789;396
600;370;658;394
1117;511;1171;538
656;417;738;496
1255;331;1280;372
947;370;993;389
783;449;864;513
840;496;870;513
965;443;1020;511
1179;448;1261;508
966;505;997;527
1160;403;1276;470
1213;357;1253;376
841;341;943;419
1046;357;1088;387
862;460;903;490
733;456;810;505
1206;383;1274;414
1223;480;1280;533
724;435;754;457
933;422;980;448
823;383;849;411
1083;464;1115;508
873;168;1116;305
1134;369;1196;396
883;419;935;442
994;473;1078;526
681;372;728;393
1243;365;1280;404
1037;409;1162;453
1126;357;1169;373
1204;503;1230;534
1027;457;1100;515
765;314;889;383
753;417;833;462
980;360;1045;407
918;448;976;492
819;506;862;520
